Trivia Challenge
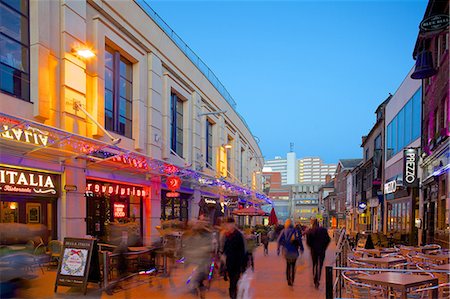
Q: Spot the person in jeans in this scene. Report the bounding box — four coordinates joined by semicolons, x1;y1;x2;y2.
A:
277;219;304;286
306;218;331;289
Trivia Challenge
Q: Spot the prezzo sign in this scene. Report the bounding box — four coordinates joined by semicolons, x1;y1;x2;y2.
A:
1;125;50;146
0;166;59;196
384;180;397;194
86;181;146;197
403;148;419;187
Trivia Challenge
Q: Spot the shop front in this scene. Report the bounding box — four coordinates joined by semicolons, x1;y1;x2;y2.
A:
85;179;145;244
198;195;223;225
384;176;418;245
160;189;190;222
421;144;449;247
0;165;60;241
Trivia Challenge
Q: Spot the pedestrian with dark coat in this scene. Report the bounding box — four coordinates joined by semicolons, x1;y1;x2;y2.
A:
277;219;304;286
261;232;269;256
222;217;246;299
306;218;331;289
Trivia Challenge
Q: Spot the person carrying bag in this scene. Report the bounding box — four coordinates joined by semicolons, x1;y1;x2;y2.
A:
277;219;304;286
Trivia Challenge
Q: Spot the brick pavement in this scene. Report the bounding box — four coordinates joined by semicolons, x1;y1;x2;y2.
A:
19;240;336;299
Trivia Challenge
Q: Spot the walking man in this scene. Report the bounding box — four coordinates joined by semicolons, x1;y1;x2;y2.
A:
306;218;331;289
222;217;246;299
277;219;304;286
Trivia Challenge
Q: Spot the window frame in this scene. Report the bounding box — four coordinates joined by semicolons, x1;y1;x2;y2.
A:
104;46;133;138
170;92;184;158
0;0;30;101
205;119;213;168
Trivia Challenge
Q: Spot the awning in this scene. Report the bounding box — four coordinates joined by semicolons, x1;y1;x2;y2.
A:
0;112;272;205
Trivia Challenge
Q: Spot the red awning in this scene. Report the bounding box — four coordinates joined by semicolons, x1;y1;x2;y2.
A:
232;206;266;216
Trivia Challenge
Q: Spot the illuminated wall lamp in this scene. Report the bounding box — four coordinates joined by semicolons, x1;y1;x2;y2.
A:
73;47;95;59
223;144;232;149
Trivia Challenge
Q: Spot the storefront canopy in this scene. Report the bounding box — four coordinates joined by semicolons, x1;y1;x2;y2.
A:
232;206;267;216
0;112;272;205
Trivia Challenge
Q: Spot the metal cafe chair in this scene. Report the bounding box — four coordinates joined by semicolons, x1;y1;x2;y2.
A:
407;282;450;299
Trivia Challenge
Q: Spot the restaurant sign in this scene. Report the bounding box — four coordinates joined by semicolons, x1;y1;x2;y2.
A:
0;166;59;196
1;124;50;146
86;180;146;197
420;14;449;32
384;180;397;194
403;148;419;188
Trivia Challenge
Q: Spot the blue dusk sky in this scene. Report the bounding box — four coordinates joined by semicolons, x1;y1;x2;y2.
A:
149;0;427;164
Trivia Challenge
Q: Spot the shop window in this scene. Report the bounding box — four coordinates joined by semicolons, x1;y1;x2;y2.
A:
0;0;30;101
1;201;18;223
170;93;184;157
438;179;447;230
205;120;213;168
104;46;133;138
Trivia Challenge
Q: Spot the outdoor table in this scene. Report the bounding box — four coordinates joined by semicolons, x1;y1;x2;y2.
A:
6;245;27;251
420;253;450;264
415;245;441;254
431;263;450;271
356;256;407;268
358;272;438;299
359;248;399;257
128;246;150;252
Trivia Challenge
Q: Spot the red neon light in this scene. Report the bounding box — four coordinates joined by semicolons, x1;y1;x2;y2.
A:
166;176;181;192
86;182;146;197
164;164;179;175
113;203;126;218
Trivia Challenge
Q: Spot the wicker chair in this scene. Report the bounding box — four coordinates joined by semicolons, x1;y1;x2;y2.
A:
33;243;48;274
47;240;63;269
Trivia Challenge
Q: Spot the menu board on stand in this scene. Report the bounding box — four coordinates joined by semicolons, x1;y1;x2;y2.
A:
54;237;100;295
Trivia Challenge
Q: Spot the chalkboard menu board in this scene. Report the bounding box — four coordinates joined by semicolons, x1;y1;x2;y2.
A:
54;237;99;295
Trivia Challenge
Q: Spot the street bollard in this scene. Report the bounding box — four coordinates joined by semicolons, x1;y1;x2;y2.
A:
325;266;333;299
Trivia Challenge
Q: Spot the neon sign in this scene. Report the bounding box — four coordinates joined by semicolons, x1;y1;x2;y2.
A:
0;166;58;196
166;176;181;192
111;155;148;170
113;203;127;218
1;125;50;146
86;181;146;197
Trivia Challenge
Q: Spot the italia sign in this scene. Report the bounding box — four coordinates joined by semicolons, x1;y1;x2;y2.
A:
1;125;50;146
403;148;418;188
0;166;58;196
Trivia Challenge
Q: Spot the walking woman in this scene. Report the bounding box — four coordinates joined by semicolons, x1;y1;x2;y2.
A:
277;219;304;286
306;218;331;289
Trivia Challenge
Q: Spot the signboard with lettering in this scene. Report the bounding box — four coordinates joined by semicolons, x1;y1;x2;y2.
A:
0;124;51;146
420;14;449;32
0;166;59;197
403;148;419;188
86;180;146;197
384;180;397;194
55;237;99;295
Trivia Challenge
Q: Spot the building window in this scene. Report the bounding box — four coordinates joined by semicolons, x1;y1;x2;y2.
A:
104;46;133;138
386;87;422;160
226;136;233;176
170;93;184;157
240;148;244;182
0;0;30;101
205;120;213;168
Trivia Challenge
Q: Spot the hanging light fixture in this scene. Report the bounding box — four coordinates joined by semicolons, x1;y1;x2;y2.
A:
411;40;437;79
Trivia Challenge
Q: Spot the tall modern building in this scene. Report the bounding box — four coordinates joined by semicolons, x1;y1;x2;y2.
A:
298;157;337;183
264;156;289;185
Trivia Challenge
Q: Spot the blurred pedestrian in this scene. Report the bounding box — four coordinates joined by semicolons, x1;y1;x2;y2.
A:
222;217;246;299
244;233;256;271
183;218;214;298
306;218;331;289
261;232;269;256
277;219;304;286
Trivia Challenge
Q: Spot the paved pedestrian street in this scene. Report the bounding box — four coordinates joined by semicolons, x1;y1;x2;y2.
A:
20;241;336;299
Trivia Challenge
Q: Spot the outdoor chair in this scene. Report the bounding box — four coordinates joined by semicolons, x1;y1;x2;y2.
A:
33;243;48;274
407;282;450;299
349;280;385;298
47;240;62;269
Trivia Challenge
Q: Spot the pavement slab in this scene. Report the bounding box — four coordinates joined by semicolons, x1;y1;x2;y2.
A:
16;240;336;299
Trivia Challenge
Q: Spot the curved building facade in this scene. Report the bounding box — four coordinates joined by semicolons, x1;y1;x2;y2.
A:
0;0;266;244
